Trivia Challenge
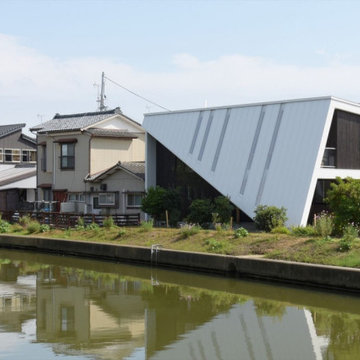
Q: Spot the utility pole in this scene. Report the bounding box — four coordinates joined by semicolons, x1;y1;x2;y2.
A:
97;71;106;111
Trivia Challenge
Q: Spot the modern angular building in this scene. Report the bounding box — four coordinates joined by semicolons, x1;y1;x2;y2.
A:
143;96;360;226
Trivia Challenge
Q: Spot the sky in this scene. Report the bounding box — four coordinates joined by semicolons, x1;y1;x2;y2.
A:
1;0;360;134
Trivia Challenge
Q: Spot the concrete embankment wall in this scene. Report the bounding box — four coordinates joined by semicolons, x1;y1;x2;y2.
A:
1;234;360;292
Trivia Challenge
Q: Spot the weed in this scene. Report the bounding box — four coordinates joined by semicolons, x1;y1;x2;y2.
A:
291;226;316;237
139;220;154;232
271;226;290;235
76;217;85;230
0;220;11;233
179;224;201;239
117;228;127;238
11;223;23;233
234;227;249;238
39;224;50;233
86;222;100;231
338;224;358;252
19;215;31;227
205;238;224;253
314;212;334;238
103;216;115;229
27;221;41;234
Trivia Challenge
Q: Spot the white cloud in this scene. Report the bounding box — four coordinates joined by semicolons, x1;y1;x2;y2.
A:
1;33;360;134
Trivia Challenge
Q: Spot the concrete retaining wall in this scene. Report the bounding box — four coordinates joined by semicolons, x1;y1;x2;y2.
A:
1;234;360;292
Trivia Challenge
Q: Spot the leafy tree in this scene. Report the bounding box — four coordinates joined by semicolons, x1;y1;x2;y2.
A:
213;196;233;223
187;199;214;225
326;177;360;233
141;186;180;222
254;205;287;232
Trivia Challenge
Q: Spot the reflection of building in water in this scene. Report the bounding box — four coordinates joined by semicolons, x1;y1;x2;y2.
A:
0;262;36;333
148;302;327;360
35;266;146;359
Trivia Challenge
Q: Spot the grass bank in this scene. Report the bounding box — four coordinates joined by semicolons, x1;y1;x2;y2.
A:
3;221;360;268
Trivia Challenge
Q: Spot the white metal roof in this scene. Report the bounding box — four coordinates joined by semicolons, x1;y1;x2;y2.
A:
143;96;360;225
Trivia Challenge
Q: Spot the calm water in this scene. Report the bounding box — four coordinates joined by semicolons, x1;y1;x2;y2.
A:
0;249;360;360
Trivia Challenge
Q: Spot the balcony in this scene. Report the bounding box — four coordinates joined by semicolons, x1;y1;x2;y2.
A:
321;147;336;168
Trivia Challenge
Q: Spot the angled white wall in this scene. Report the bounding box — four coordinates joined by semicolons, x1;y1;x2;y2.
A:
143;97;360;225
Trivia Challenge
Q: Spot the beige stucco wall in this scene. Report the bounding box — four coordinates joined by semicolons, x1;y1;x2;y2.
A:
37;132;90;195
90;134;145;175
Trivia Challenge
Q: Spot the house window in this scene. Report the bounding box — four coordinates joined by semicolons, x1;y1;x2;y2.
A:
43;188;52;202
41;145;47;171
0;149;3;162
22;149;37;163
60;143;75;169
99;193;115;206
4;149;20;163
127;193;143;208
68;193;85;202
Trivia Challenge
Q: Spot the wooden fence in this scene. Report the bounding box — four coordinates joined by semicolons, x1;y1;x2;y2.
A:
0;211;140;229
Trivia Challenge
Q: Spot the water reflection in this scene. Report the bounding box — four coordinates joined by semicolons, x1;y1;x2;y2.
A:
0;249;360;360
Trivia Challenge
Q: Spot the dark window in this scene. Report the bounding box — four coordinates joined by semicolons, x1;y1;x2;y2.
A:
22;149;37;163
127;193;143;208
93;197;99;209
60;143;75;169
41;145;47;171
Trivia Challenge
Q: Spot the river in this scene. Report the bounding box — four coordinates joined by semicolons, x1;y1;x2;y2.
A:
0;248;359;359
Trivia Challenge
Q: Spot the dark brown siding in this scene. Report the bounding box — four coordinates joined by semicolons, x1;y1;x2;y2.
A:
336;110;360;169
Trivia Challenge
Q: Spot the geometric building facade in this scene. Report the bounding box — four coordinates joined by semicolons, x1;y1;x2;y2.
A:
143;96;360;225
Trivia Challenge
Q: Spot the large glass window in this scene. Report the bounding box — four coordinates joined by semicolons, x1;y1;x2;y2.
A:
22;149;37;163
60;143;75;169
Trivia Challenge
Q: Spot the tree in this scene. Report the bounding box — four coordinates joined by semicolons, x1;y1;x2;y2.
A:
187;199;214;226
326;177;360;232
141;186;180;222
213;196;233;223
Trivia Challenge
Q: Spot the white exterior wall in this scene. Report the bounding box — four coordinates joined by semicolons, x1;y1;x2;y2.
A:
143;97;356;226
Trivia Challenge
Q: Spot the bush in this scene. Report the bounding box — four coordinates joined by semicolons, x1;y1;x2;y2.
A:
338;224;358;252
187;199;213;225
234;227;248;238
326;177;360;233
139;219;154;232
19;215;31;227
179;224;201;239
103;216;115;229
141;186;180;222
290;225;316;237
27;221;41;234
314;212;334;239
271;226;290;235
39;224;50;233
213;196;233;223
254;205;288;232
0;220;11;233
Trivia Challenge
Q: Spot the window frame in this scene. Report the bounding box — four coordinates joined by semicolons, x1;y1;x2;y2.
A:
126;192;143;208
22;149;37;163
98;192;116;206
4;148;21;163
0;148;3;163
60;143;75;170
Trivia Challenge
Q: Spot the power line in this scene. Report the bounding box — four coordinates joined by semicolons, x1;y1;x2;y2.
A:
104;75;171;112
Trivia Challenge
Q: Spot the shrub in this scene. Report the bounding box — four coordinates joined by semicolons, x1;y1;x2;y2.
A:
338;224;358;252
27;221;41;234
213;196;233;223
187;199;213;225
103;216;115;229
179;224;201;239
291;225;316;237
271;226;290;235
39;224;50;233
139;219;154;232
0;220;11;233
314;212;334;239
254;205;288;232
234;227;248;238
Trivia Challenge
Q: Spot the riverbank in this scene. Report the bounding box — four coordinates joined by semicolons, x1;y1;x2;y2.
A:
3;224;360;268
1;233;360;293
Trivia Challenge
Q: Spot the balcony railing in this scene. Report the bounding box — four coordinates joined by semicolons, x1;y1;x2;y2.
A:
321;147;336;168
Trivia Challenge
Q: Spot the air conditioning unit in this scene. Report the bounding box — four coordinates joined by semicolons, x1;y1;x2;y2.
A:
100;183;107;191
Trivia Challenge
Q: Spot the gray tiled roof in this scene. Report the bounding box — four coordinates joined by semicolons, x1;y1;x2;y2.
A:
30;107;138;133
85;161;145;182
86;128;139;138
0;164;36;187
0;123;25;139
